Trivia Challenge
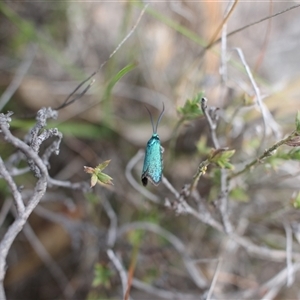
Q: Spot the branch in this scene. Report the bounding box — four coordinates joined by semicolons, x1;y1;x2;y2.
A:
132;278;199;300
107;249;130;300
28;107;60;177
0;112;49;300
0;157;25;215
229;131;299;180
206;4;300;52
200;97;232;233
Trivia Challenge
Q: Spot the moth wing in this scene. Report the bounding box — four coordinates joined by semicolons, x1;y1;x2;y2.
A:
141;138;163;186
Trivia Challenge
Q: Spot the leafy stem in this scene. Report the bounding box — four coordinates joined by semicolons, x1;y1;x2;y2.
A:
228;131;299;180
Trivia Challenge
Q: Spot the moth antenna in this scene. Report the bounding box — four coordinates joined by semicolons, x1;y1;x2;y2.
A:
144;105;155;133
155;102;165;134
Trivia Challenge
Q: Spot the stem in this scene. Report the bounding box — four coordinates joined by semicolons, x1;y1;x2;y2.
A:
229;131;298;180
190;159;210;193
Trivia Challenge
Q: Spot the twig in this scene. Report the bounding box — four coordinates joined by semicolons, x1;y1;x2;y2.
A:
163;175;223;231
190;99;218;193
206;258;223;300
162;142;300;264
190;159;210;194
28;107;60;177
200;98;232;233
262;285;281;300
48;177;89;191
209;4;300;50
230;233;300;262
220;22;228;83
162;175;180;198
229;131;299;180
0;199;12;228
234;48;267;146
132;278;199;300
201;0;239;54
168;192;300;263
219;169;232;233
0;113;49;300
107;249;131;300
0;157;25;215
184;201;223;232
101;195;118;248
260;263;300;300
201;98;219;148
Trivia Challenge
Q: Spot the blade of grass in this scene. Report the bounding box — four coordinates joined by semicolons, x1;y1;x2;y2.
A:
102;62;137;125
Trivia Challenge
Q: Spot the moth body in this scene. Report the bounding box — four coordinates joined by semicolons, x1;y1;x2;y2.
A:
141;133;163;186
141;103;165;187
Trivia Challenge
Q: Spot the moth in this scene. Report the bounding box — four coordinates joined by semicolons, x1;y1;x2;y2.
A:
141;103;165;186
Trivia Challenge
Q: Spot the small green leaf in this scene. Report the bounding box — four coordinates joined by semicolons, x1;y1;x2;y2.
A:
91;174;98;188
177;92;204;120
209;148;235;169
84;160;113;187
103;63;136;103
92;263;113;288
97;172;114;186
95;160;111;172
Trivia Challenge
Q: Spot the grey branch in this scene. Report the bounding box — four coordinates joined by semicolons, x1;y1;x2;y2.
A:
0;112;49;300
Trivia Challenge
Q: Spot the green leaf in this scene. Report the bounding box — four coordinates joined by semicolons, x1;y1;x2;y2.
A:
209;148;235;169
102;63;136;103
177;92;204;120
92;263;113;288
95;160;111;172
84;160;113;187
97;172;114;186
91;175;98;188
102;62;136;125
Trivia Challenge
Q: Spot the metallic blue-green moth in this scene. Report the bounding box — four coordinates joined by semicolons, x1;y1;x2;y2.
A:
141;103;164;186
